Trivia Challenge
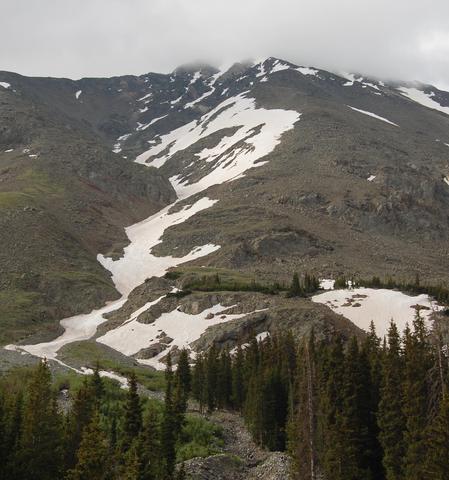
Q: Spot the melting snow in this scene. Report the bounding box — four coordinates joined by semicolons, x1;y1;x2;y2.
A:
138;92;152;102
4;149;13;153
98;303;252;369
136;92;300;198
367;175;376;181
98;197;220;295
0;82;11;89
312;288;442;337
348;106;399;127
296;67;319;76
444;177;449;186
397;87;449;116
75;90;82;100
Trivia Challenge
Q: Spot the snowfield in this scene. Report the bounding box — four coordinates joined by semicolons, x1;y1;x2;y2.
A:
98;197;220;295
398;87;449;116
7;298;126;360
348;106;399;127
312;287;442;337
98;303;254;370
136;93;300;198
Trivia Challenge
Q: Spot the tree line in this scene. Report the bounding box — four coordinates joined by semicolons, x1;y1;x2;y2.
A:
192;313;449;479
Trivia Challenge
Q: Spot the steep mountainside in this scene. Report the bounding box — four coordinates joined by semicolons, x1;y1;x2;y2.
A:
1;57;448;357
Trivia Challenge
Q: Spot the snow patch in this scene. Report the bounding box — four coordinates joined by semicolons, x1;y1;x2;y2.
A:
136;93;300;198
296;67;319;76
348;106;399;127
98;303;252;370
0;82;11;89
4;149;13;153
98;197;220;295
75;90;82;100
312;288;442;337
397;87;449;116
367;175;376;181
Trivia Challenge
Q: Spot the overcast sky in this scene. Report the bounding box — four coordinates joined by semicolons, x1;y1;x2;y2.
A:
1;0;449;88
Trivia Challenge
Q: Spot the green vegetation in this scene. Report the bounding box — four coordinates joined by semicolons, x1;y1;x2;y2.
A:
192;316;449;480
0;355;222;479
58;341;166;392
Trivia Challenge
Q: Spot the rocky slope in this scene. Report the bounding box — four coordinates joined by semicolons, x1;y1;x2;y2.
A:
1;56;449;354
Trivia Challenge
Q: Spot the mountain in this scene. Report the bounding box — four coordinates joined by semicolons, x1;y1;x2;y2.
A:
1;57;448;365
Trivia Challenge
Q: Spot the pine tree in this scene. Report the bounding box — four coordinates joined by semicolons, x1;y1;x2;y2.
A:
289;273;301;297
175;349;191;415
424;394;449;479
122;372;142;451
91;362;105;402
378;321;405;480
192;354;206;413
64;378;96;469
139;406;161;480
403;312;433;480
231;344;245;410
20;360;63;480
67;412;109;480
160;354;177;480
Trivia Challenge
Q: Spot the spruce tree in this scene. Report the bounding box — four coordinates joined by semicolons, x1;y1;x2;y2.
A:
378;321;405;480
424;394;449;479
67;412;109;480
289;273;301;297
122;372;142;451
160;354;177;480
403;312;432;480
20;360;63;480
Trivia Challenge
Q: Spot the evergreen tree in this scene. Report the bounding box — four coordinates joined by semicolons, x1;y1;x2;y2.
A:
289;273;302;297
424;394;449;479
403;312;433;480
231;345;245;410
378;321;405;480
122;372;142;451
160;354;177;480
20;360;63;480
64;378;96;469
67;412;109;480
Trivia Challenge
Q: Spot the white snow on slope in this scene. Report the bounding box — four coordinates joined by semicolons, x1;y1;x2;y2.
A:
98;197;220;296
444;177;449;186
9;298;127;360
113;133;132;153
0;82;11;89
296;67;319;76
397;87;449;116
98;303;251;369
75;90;82;100
341;73;381;91
348;106;399;127
312;288;441;337
136;93;300;198
367;175;376;181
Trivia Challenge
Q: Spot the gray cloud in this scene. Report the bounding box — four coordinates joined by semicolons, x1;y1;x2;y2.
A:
1;0;449;87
